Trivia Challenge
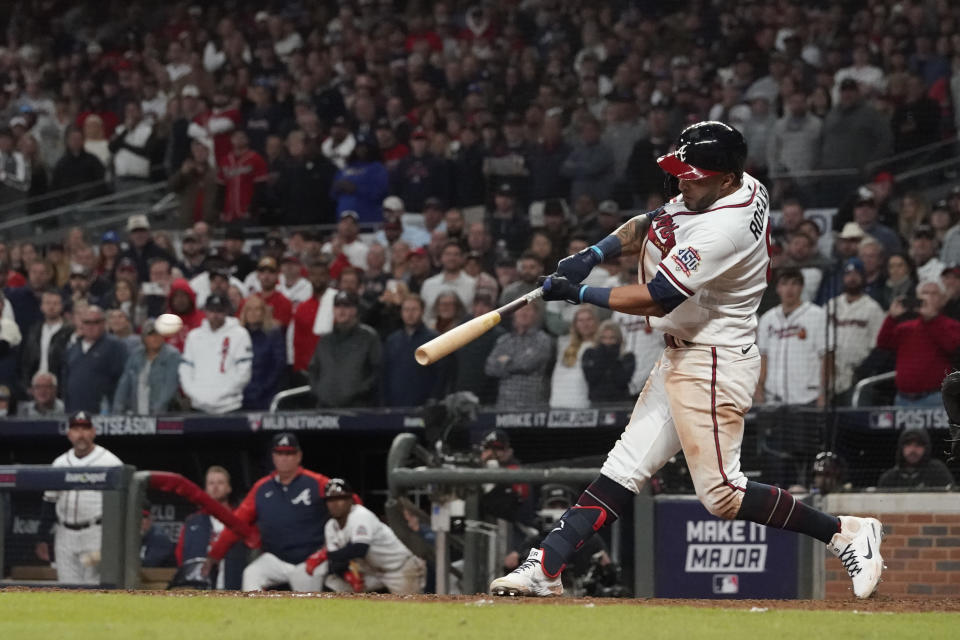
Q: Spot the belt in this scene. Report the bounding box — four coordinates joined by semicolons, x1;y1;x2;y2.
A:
664;334;694;349
60;518;102;530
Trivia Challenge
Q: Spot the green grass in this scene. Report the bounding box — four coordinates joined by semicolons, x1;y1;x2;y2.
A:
0;592;957;640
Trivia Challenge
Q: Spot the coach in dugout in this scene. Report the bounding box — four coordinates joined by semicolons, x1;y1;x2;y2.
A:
202;433;337;592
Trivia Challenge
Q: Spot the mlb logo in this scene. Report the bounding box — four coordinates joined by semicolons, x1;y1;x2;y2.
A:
871;411;894;429
712;574;739;594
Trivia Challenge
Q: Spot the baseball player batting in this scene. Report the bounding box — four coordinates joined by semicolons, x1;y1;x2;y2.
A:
490;121;884;599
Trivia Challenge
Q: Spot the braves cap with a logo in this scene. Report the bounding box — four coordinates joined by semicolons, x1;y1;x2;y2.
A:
271;432;300;453
68;411;94;428
323;477;354;499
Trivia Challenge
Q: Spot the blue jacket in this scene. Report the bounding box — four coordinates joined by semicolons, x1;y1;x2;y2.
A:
382;323;441;407
4;285;42;337
61;334;128;413
242;327;286;410
331;161;388;223
210;468;332;565
177;511;245;590
112;343;182;414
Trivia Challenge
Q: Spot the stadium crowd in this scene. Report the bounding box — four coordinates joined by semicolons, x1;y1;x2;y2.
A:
0;0;957;414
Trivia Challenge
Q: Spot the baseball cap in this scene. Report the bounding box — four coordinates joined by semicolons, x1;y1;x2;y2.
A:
209;267;231;280
912;224;935;240
101;230;120;244
182;230;199;243
280;253;301;265
407;247;429;260
263;236;285;250
126;214;150;231
543;199;565;217
257;256;278;271
69;264;90;278
271;432;300;453
181;84;200;98
383;196;405;212
843;257;866;277
481;429;510;450
942;264;960;277
9;116;26;128
323;478;354;499
375;117;392;130
838;222;865;240
332;115;348;128
598;200;619;215
340;210;360;222
68;411;94;428
839;78;859;91
423;197;444;211
117;257;137;271
495;182;515;197
854;186;875;205
142;318;159;335
411;127;427;140
333;290;359;307
204;293;232;313
934;199;949;211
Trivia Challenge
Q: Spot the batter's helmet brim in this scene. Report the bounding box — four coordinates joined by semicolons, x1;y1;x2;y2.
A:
656;152;722;180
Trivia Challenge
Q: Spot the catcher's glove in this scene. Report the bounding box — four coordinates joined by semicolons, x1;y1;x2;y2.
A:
941;371;960;462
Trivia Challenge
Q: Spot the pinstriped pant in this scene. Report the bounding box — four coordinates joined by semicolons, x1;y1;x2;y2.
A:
601;343;760;519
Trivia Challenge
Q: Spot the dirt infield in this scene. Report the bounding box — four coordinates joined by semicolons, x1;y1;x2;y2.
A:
3;587;958;613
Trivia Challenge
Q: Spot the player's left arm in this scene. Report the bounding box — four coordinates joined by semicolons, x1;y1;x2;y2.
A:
553;211;655;284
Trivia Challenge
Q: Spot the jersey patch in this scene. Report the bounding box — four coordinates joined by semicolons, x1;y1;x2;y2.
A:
648;212;679;257
671;247;702;277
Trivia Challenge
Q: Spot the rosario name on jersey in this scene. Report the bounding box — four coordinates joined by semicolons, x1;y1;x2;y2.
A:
642;173;771;347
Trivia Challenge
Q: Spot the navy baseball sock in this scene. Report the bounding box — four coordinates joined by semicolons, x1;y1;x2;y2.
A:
736;481;840;544
539;475;633;576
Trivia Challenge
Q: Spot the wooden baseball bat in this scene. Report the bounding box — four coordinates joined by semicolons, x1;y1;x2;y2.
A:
415;288;544;366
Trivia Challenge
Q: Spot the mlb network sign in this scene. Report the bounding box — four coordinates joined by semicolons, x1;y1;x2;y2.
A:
655;500;799;598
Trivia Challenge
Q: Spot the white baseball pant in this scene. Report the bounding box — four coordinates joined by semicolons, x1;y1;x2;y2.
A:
324;555;427;594
54;525;101;584
241;552;326;592
601;342;760;519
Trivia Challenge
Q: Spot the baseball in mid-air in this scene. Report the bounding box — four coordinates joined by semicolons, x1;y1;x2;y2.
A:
155;313;183;337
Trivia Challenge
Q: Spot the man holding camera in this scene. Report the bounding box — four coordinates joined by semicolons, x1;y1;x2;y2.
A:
877;279;960;407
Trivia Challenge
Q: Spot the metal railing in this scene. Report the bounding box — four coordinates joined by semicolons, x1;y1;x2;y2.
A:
851;371;896;408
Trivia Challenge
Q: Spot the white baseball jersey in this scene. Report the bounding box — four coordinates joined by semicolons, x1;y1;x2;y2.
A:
43;445;123;525
825;293;885;393
642;173;771;347
757;302;827;404
611;311;665;395
324;504;415;574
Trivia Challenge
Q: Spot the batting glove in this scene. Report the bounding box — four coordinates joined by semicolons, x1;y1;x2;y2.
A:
305;548;328;576
555;247;602;285
344;563;365;592
539;275;581;304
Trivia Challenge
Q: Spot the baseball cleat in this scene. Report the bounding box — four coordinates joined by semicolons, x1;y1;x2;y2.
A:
490;548;563;597
828;515;884;598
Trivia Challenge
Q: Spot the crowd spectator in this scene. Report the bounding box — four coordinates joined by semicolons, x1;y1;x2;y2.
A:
106;309;142;352
549;307;597;409
910;225;945;283
382;295;441;408
330;137;388;224
164;278;205;352
120;215;175;283
881;253;918;310
826;259;885;404
218;130;268;222
877;280;960;407
756;269;828;407
51;127;108;208
249;257;292;328
420;241;476;324
61;305;128;414
179;294;252;414
239;295;286;411
876;427;955;489
582;320;635;404
485;303;551;409
6;260;54;336
113;319;181;414
19;290;72;392
308;291;381;408
168;139;219;227
18;371;64;417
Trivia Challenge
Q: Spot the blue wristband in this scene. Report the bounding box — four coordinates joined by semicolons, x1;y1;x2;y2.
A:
579;285;612;308
595;235;623;259
588;246;604;262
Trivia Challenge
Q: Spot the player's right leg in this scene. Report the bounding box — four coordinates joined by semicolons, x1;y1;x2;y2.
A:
53;530;84;584
241;552;294;591
490;357;681;596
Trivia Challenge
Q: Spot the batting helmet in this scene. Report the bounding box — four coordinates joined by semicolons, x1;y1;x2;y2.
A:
323;478;354;499
657;121;747;180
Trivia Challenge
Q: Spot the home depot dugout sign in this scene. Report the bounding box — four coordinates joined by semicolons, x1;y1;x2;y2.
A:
654;499;800;598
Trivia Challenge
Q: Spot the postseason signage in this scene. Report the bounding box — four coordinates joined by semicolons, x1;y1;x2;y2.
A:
655;499;799;598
